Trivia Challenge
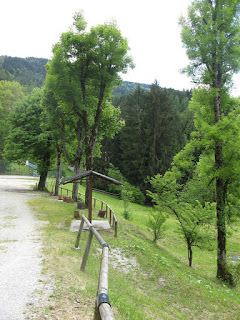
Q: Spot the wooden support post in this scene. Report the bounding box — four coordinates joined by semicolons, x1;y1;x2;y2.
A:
81;231;93;271
88;175;93;223
101;201;103;210
115;221;118;238
106;205;108;218
110;210;112;225
75;217;84;248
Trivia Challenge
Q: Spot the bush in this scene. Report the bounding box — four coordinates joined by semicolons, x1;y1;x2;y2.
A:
124;183;145;205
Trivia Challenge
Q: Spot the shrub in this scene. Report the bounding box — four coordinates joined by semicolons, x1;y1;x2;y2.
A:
121;187;133;220
147;210;168;243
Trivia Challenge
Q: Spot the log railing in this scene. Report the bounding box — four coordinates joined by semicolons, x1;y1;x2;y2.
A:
93;197;118;238
75;214;115;320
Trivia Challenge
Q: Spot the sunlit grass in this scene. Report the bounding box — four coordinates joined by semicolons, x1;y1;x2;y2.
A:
28;185;240;319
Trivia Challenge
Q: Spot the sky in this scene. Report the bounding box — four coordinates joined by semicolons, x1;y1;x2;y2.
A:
1;0;240;95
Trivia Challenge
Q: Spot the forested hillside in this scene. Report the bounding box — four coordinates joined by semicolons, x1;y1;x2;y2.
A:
0;56;48;90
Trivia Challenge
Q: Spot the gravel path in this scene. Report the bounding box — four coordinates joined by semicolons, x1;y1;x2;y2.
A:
0;176;49;320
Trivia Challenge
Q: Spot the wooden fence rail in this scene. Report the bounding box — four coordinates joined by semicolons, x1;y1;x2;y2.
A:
76;214;115;320
50;182;118;237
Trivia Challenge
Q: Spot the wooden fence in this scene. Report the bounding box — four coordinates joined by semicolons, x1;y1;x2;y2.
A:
75;214;115;320
49;182;118;237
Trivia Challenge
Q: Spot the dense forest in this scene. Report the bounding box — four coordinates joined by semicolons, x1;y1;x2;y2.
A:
94;83;193;199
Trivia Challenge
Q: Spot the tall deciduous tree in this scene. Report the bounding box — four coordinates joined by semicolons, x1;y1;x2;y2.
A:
46;12;133;205
4;88;53;190
179;0;240;281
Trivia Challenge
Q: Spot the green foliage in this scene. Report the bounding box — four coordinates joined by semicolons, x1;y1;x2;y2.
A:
121;187;133;220
147;209;168;243
227;263;240;286
179;0;240;86
148;170;215;266
105;83;191;195
180;0;240;280
4;88;53;189
0;80;25;158
124;184;145;205
106;164;145;204
0;56;48;90
45;12;133;177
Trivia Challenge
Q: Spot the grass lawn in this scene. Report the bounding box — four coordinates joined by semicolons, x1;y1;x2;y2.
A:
28;183;240;319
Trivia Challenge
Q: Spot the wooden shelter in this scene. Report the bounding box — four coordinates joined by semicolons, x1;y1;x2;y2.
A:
60;170;123;222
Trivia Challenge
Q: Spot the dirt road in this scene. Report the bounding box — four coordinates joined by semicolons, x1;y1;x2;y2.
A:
0;176;49;320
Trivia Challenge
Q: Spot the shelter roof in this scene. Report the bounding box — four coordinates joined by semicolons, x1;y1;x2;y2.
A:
60;170;123;186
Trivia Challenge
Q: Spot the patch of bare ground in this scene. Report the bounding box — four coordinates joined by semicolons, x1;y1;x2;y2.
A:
109;247;139;273
26;278;96;320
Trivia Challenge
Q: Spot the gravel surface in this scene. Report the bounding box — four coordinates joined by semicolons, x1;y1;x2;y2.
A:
0;176;51;320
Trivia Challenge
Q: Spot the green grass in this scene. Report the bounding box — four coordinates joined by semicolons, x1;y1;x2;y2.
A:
29;185;240;320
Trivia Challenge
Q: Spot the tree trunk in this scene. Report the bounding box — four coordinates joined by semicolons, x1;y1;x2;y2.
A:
38;147;51;191
38;171;48;191
187;240;193;267
213;92;230;282
72;124;83;202
216;172;227;279
72;159;80;202
54;150;61;196
83;110;93;208
84;148;93;208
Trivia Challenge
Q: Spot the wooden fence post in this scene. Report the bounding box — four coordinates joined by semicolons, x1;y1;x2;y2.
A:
110;210;112;225
81;231;94;271
112;214;115;229
75;217;84;248
115;221;118;238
